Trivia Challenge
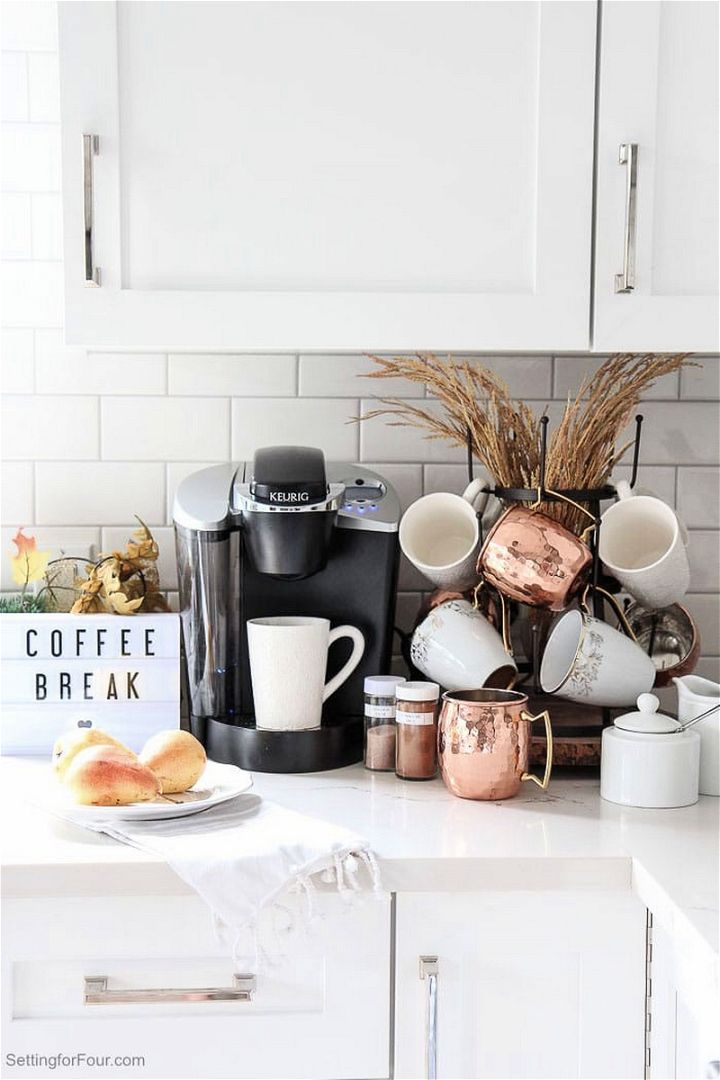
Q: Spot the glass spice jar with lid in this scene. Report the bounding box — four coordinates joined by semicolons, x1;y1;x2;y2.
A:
396;681;441;781
364;675;406;771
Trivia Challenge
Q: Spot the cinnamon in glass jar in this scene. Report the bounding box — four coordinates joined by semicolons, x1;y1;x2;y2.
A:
395;681;440;781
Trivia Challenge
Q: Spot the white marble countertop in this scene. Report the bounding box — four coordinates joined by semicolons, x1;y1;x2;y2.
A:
2;759;718;964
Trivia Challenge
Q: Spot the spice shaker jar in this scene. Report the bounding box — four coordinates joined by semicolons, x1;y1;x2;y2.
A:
364;675;407;771
396;681;440;781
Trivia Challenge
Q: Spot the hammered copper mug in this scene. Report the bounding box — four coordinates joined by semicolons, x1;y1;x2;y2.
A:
438;688;553;800
477;499;595;611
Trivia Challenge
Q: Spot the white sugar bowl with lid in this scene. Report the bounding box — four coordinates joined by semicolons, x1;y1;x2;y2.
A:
601;693;700;808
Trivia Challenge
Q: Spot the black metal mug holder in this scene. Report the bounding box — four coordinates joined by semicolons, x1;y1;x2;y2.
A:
465;413;645;722
393;414;646;720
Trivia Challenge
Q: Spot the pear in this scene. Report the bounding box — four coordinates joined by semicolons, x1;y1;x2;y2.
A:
140;730;206;793
53;727;136;781
65;746;161;806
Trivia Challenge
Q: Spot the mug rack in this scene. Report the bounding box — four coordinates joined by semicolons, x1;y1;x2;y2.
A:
396;413;647;755
466;413;645;701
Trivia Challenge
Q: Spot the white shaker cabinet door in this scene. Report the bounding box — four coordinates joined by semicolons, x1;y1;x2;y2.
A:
395;891;646;1080
594;1;719;352
58;1;597;352
3;893;391;1079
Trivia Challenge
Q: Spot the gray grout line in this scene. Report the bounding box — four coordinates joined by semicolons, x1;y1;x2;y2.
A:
5;390;717;402
24;52;31;120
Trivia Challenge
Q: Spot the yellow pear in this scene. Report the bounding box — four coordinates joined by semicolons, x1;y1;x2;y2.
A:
140;730;206;793
65;747;160;806
52;727;136;781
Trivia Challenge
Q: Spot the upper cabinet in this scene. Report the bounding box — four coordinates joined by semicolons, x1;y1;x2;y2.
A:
58;1;718;354
58;1;597;352
594;1;719;352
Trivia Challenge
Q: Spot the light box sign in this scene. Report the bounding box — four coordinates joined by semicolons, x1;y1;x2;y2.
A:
1;613;181;756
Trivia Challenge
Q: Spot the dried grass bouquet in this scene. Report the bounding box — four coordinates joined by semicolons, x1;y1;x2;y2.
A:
360;352;694;533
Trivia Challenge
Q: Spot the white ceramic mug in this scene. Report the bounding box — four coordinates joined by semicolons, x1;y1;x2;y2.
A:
599;481;690;609
540;607;656;707
399;480;488;590
248;616;365;731
410;599;517;691
674;674;720;796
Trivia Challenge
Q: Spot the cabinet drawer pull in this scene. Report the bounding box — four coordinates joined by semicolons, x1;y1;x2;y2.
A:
614;142;638;293
419;956;438;1080
82;133;100;288
84;974;256;1005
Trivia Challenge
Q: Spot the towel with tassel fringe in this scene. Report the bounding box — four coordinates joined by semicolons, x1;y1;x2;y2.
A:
70;793;382;959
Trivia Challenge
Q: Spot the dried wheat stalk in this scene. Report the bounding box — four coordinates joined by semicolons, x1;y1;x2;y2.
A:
359;352;695;532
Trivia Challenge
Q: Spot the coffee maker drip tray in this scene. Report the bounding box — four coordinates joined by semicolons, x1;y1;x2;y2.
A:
188;715;362;774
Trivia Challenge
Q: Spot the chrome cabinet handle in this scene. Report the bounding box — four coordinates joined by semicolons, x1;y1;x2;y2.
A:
614;142;638;293
419;956;438;1080
83;134;100;288
84;974;256;1004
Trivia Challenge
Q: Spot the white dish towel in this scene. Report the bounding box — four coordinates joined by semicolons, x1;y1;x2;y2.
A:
71;794;381;959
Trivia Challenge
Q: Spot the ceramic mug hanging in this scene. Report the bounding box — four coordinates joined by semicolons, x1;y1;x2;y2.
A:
539;585;657;708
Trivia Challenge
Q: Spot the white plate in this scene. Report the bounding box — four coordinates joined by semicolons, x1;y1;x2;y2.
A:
52;760;253;822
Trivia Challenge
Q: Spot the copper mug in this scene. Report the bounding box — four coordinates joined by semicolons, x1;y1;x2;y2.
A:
438;688;553;800
477;496;596;611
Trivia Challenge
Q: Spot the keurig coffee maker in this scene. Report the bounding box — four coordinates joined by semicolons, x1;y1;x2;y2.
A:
173;446;400;772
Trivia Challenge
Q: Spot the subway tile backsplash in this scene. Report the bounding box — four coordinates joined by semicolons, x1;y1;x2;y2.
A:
34;462;166;527
1;2;719;681
169;354;296;397
101;397;230;462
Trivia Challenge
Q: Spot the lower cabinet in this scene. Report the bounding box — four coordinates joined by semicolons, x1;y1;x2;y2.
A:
3;892;391;1080
394;891;647;1080
8;886;707;1080
648;917;720;1080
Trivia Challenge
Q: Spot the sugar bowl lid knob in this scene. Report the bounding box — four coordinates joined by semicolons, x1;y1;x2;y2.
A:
614;692;679;734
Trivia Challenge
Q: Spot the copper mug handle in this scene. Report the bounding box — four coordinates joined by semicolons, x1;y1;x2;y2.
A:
473;580;513;656
531;486;598;544
520;709;553;790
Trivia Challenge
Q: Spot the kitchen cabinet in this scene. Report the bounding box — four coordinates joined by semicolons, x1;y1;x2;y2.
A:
394;891;646;1080
648;916;720;1080
58;1;597;352
594;1;719;352
3;893;392;1080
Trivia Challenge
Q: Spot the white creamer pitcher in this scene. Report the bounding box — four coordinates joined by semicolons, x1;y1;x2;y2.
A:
674;675;720;796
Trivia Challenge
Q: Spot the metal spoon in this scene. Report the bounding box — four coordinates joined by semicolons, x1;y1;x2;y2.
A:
666;701;720;734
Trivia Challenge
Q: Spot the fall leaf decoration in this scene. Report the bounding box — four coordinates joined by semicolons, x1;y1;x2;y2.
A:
70;518;170;616
10;529;50;587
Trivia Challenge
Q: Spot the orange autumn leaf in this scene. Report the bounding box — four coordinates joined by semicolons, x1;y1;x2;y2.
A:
11;528;50;586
